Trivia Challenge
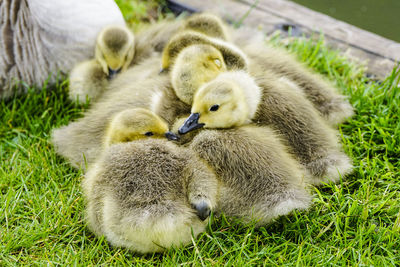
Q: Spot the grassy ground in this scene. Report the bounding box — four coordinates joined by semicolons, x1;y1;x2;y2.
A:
1;2;400;266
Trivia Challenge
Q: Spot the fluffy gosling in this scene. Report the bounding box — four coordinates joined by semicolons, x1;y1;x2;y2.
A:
83;109;217;253
69;25;135;103
178;71;353;184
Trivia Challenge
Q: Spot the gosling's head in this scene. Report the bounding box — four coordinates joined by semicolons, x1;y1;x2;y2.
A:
105;108;179;146
179;79;248;134
171;44;227;105
95;25;135;78
179;71;261;134
183;13;229;40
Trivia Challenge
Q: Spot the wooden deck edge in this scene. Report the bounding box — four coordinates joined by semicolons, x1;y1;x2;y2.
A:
239;0;400;61
166;0;399;78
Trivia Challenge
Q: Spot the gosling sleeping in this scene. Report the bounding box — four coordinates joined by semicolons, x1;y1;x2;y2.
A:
83;108;218;253
68;25;135;103
162;30;249;105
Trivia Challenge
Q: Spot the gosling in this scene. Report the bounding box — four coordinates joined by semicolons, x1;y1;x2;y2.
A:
162;30;248;104
83;108;218;253
68;25;135;103
178;71;353;185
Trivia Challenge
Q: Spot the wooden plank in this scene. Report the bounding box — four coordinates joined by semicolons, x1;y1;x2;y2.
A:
167;0;399;78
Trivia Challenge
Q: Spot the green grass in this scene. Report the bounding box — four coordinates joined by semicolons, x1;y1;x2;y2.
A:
1;3;400;266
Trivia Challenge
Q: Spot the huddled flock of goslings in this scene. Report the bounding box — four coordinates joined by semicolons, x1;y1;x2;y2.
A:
52;13;354;254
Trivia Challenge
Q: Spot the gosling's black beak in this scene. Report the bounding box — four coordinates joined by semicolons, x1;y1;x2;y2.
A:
159;68;168;74
165;131;180;141
178;113;205;134
192;201;211;221
108;67;121;79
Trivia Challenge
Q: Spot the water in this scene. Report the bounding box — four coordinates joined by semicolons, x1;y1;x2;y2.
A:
289;0;400;42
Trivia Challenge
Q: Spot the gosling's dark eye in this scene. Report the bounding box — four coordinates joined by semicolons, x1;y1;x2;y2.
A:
144;132;154;136
209;104;219;112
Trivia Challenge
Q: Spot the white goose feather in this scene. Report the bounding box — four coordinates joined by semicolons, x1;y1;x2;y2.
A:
0;0;124;98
